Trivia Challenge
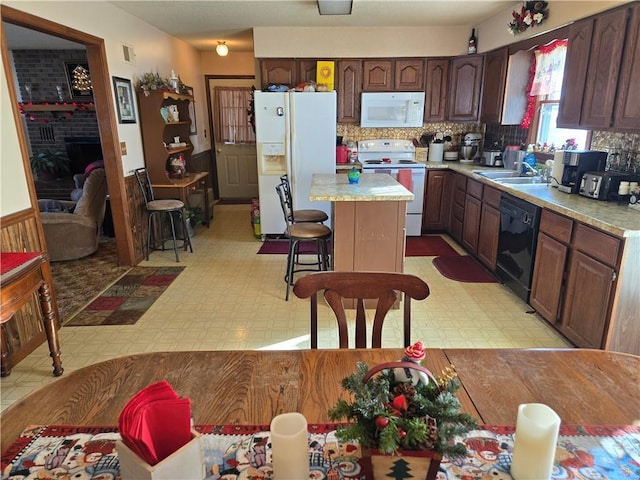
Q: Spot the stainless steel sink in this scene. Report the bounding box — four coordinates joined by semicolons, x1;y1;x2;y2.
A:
495;176;548;185
472;169;521;179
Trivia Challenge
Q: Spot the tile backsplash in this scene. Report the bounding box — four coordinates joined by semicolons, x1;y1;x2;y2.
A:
337;122;484;150
591;131;640;173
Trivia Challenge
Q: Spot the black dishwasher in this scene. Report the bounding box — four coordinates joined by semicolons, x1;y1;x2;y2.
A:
495;192;541;303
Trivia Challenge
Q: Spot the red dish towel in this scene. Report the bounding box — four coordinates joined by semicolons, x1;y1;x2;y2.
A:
397;170;413;192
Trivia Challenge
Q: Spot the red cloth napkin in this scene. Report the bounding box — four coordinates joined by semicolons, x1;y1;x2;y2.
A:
398;170;413;192
118;381;192;465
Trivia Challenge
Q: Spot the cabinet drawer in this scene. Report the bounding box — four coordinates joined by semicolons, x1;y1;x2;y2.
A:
452;202;464;221
483;185;501;208
454;174;467;191
466;178;483;199
453;188;466;207
539;209;573;243
573;223;621;267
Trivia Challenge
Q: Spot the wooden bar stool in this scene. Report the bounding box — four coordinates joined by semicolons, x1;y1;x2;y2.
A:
276;182;331;300
134;168;193;262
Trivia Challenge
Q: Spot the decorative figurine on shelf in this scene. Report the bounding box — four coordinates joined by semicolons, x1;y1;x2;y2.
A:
347;167;360;184
394;341;431;387
168;155;186;178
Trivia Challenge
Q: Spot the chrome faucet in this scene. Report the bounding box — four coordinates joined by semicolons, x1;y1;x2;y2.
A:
520;161;538;176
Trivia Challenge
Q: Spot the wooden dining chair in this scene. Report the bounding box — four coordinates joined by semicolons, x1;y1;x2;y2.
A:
292;271;430;348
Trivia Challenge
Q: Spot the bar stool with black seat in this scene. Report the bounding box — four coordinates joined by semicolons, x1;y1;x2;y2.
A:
279;174;328;224
134;168;193;262
276;181;331;301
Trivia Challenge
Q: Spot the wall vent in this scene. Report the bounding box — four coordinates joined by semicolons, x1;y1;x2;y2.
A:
40;125;55;143
122;43;136;64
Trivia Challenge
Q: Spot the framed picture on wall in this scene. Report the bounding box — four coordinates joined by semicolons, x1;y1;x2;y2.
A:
185;85;197;135
65;61;93;99
112;76;136;124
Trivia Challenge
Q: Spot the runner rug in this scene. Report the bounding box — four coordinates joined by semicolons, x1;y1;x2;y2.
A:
257;235;458;257
2;424;638;479
64;266;184;326
433;255;497;283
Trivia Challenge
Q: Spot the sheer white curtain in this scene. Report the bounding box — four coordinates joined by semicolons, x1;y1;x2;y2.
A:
215;87;255;144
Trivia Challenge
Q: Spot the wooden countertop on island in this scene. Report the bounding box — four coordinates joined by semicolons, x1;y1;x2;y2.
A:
309;173;413;201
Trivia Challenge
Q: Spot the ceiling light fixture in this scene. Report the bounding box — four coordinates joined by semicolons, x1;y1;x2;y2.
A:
216;41;229;56
317;0;352;15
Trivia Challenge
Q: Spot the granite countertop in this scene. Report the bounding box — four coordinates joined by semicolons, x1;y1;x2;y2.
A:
425;161;640;238
309;173;413;202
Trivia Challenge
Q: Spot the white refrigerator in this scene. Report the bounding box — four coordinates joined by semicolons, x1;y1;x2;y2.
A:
255;91;337;236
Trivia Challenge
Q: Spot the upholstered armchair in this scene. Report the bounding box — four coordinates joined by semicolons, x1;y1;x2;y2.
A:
38;168;108;262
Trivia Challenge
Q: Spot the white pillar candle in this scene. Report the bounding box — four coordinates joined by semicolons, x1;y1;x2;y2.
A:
270;412;309;479
511;403;561;480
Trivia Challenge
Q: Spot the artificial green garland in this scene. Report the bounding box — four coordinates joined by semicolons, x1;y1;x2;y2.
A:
328;362;477;458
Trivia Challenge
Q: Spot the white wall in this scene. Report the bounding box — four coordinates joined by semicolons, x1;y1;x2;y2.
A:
476;1;630;52
1;1;205;216
254;26;471;58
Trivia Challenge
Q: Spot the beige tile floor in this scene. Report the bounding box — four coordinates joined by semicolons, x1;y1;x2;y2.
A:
0;204;569;412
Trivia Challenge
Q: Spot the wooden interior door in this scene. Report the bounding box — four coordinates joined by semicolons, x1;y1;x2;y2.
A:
209;78;259;199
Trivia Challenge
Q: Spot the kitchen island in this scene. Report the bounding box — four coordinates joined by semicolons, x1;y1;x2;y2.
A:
309;173;413;274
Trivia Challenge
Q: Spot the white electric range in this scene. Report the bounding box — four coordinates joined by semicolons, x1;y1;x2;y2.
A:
357;139;426;236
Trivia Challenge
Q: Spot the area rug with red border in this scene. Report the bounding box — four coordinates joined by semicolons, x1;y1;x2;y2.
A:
64;266;184;326
432;255;497;283
257;235;458;257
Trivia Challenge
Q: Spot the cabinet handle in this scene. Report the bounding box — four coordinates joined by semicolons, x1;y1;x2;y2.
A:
611;271;617;282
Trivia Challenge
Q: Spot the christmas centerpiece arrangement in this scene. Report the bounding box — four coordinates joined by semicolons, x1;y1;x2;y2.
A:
328;342;477;479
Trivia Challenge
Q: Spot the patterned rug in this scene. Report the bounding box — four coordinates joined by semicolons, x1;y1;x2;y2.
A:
51;240;131;325
64;266;184;326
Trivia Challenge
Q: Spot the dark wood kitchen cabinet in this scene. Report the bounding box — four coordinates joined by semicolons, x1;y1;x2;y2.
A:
476;186;501;270
394;59;424;91
530;209;622;350
560;224;621;349
422;170;451;231
336;60;362;124
363;60;392;91
260;59;296;88
579;7;628;129
298;59;319;84
447;55;484;122
558;4;636;130
449;173;466;244
424;58;449;122
530;210;573;323
480;48;508;124
461;178;483;254
613;2;640;130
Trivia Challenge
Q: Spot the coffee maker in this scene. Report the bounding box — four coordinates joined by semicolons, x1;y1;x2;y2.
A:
558;150;608;193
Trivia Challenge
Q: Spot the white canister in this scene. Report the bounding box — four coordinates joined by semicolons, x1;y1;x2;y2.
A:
619;181;630;195
428;142;444;162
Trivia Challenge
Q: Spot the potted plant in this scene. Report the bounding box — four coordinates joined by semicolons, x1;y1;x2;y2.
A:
30;149;71;180
328;342;477;479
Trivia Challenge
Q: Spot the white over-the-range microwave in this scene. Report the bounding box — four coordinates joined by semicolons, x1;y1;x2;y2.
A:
360;92;425;128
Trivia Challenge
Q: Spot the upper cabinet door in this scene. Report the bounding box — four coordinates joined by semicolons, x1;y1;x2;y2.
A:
260;59;296;89
580;8;628;129
337;60;363;124
424;58;449;122
298;60;319;84
557;19;593;128
480;48;508;123
394;59;424;91
447;55;484;122
613;3;640;131
363;60;393;91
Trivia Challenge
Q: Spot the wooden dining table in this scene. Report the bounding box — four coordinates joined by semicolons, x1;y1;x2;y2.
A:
2;348;638;453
